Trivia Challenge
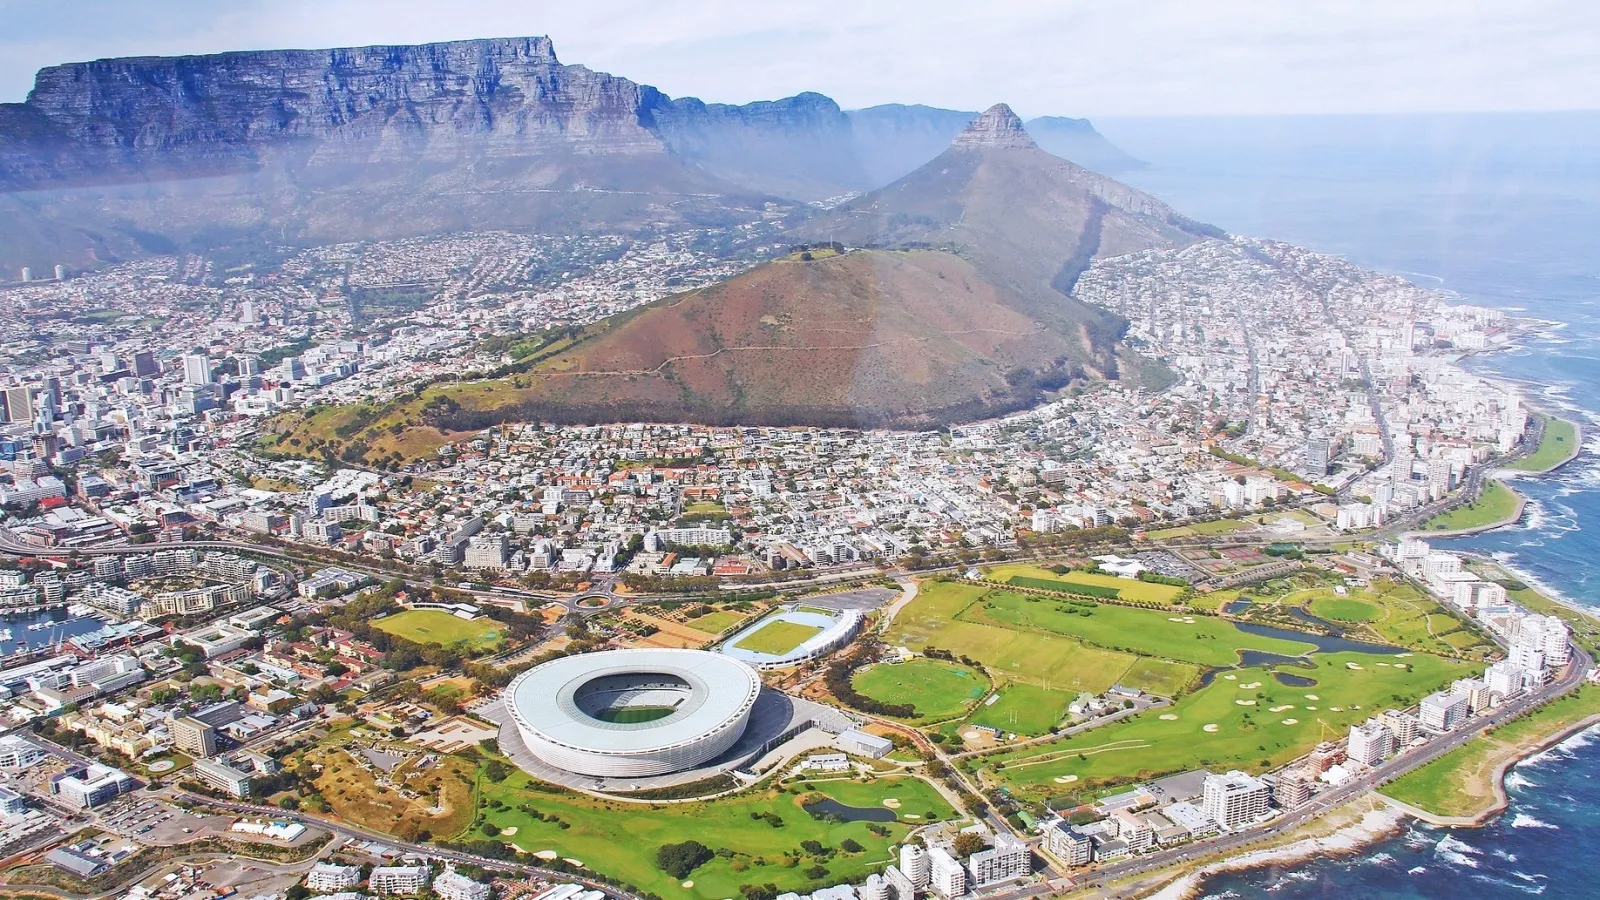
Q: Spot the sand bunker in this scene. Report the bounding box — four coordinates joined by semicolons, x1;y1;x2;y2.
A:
1269;705;1295;713
1240;681;1263;689
1203;724;1220;733
1304;694;1320;700
564;859;584;868
1398;652;1414;658
904;814;922;819
1168;617;1183;622
1281;718;1299;725
1054;775;1080;784
1159;714;1179;720
1330;706;1344;712
1306;706;1318;710
682;883;694;889
882;798;902;808
1183;617;1196;623
1235;699;1257;706
501;827;518;836
536;850;558;860
1346;662;1364;670
1223;674;1238;681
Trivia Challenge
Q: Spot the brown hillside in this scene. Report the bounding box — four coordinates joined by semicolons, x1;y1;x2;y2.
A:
434;249;1099;429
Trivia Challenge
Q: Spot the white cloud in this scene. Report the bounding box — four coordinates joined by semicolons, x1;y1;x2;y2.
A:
1;0;1596;115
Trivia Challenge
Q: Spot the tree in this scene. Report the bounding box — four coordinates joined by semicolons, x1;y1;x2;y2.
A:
656;840;714;879
840;838;864;854
952;832;986;858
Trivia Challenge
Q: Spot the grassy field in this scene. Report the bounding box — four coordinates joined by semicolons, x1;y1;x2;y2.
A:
690;610;748;635
1307;595;1382;623
1505;416;1579;472
852;658;990;721
971;589;1316;667
375;610;505;649
968;684;1073;735
1382;685;1600;818
982;650;1472;800
734;621;824;655
1422;479;1521;531
473;767;955;900
1117;658;1201;696
882;582;1138;694
983;565;1186;604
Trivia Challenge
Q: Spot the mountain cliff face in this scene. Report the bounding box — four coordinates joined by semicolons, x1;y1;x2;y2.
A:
0;37;1150;272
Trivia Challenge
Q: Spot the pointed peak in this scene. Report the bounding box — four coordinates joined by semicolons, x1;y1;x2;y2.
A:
952;103;1035;150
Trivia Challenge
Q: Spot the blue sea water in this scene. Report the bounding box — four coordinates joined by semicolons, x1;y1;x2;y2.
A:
1094;112;1600;898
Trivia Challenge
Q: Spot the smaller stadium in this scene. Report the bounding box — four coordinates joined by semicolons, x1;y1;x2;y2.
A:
720;606;862;669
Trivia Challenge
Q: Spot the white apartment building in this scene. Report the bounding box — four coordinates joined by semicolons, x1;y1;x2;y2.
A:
370;864;431;895
968;833;1029;885
434;865;491;900
1382;710;1420;745
1046;823;1093;866
928;847;967;898
899;844;930;889
0;735;47;770
306;862;362;892
1347;719;1397;767
1419;691;1471;732
1202;770;1272;830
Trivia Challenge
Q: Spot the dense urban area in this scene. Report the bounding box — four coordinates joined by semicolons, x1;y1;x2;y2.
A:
0;222;1591;900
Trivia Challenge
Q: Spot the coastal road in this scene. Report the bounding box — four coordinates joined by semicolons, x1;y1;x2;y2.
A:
1065;644;1592;896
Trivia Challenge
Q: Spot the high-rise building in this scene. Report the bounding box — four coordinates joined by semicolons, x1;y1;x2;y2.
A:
183;355;213;386
1202;770;1272;830
1418;691;1471;732
132;351;158;377
306;862;362;893
1347;719;1396;767
1381;710;1420;746
928;847;967;898
2;386;33;424
370;864;431;895
900;844;930;889
968;833;1029;885
1272;769;1313;808
1046;823;1093;866
171;716;218;757
1305;435;1331;476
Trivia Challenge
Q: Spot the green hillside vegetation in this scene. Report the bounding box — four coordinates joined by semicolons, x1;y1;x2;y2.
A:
1505;416;1578;472
1422;479;1520;531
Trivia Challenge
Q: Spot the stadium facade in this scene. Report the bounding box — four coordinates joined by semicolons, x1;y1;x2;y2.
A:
505;648;761;777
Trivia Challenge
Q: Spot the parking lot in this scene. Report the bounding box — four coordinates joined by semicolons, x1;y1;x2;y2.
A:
98;797;230;845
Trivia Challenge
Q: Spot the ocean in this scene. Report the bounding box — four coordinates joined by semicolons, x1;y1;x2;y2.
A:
1094;112;1600;898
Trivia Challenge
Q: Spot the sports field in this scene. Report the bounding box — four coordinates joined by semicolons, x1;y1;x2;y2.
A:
374;609;505;649
1117;658;1200;696
972;589;1315;667
968;684;1072;735
1307;595;1381;623
983;650;1471;800
689;610;747;635
474;766;955;900
733;620;824;655
852;658;989;721
984;564;1185;604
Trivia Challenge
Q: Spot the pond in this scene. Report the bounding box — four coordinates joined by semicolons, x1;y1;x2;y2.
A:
1222;600;1253;615
803;798;898;823
1272;671;1319;687
1232;621;1402;656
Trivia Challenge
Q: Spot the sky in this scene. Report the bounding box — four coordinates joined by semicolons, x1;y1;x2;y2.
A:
1;0;1597;116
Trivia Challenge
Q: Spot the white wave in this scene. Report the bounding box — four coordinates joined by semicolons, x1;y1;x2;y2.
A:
1435;834;1482;869
1407;866;1428;875
1365;852;1395;866
1199;892;1241;900
1509;813;1558;830
1504;771;1536;791
1492;848;1519;863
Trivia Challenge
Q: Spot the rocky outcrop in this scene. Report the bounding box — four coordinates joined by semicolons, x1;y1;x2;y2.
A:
952;104;1036;149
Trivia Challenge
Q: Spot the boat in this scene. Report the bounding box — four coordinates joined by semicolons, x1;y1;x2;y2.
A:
0;629;13;641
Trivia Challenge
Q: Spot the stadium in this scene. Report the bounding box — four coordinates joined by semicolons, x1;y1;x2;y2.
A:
719;607;863;669
504;648;762;778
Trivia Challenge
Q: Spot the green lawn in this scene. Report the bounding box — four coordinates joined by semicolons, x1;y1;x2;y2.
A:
971;589;1315;667
969;684;1073;736
690;611;748;635
852;658;989;721
984;650;1471;800
1117;658;1201;696
733;620;824;655
1422;479;1521;531
1307;595;1382;623
884;582;1137;694
374;609;505;649
1382;685;1600;817
1505;416;1578;472
984;565;1185;604
474;768;955;900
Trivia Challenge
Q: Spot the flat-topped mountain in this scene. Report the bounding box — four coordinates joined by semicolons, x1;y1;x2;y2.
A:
0;37;1147;271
